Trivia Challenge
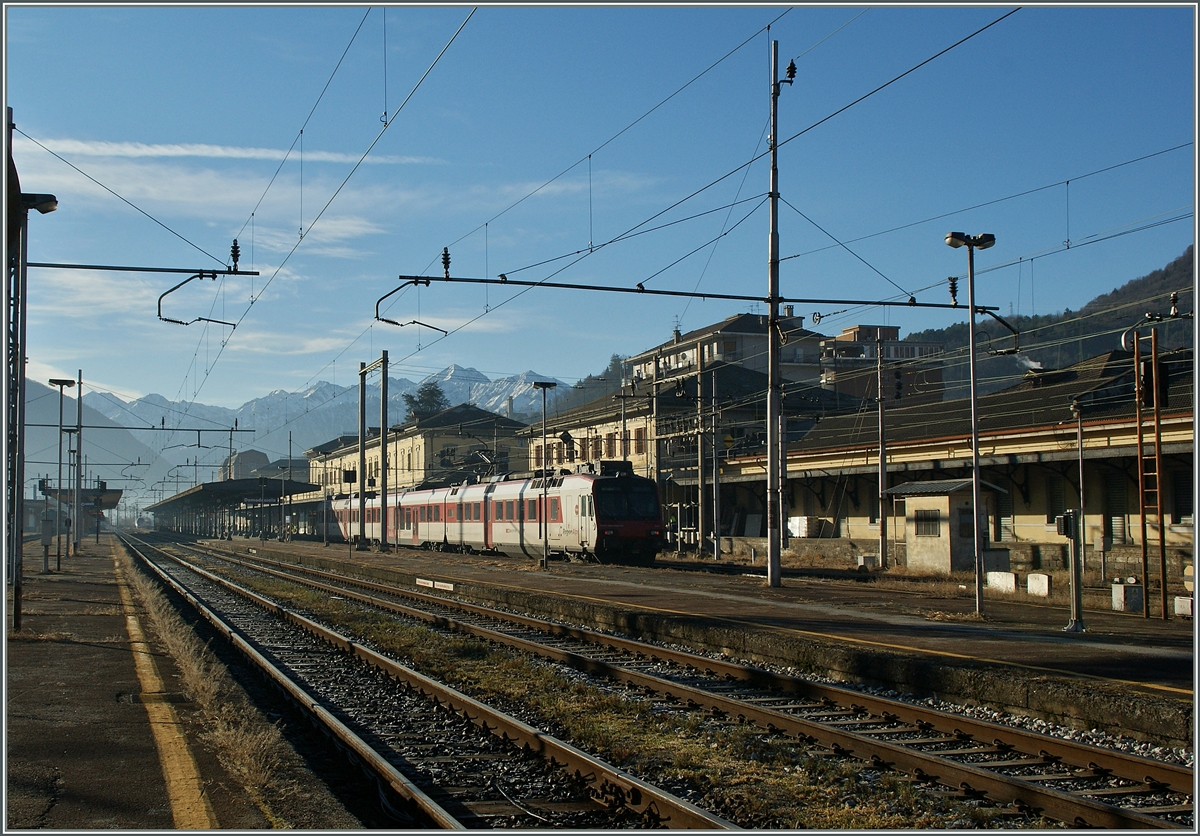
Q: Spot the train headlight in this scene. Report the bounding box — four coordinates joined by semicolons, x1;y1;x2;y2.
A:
603;530;616;536
648;530;661;537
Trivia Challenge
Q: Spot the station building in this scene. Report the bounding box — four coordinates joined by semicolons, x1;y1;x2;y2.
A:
711;347;1193;579
520;358;844;548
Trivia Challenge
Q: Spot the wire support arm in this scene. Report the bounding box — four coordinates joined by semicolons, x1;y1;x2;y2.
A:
389;274;1000;312
157;271;237;327
374;277;447;333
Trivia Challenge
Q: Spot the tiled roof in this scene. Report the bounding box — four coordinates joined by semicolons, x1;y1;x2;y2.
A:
884;478;1007;496
792;348;1192;452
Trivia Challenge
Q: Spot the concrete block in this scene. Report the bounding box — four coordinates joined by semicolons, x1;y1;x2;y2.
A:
986;571;1017;593
1026;573;1052;597
1112;582;1143;613
857;555;878;570
1174;596;1193;618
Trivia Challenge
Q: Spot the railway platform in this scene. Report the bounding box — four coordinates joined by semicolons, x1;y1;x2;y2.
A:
209;535;1194;747
4;535;357;830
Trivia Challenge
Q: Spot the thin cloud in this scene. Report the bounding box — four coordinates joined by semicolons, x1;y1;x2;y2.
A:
20;136;444;166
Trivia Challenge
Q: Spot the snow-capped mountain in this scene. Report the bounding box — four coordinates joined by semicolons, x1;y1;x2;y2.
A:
82;366;568;475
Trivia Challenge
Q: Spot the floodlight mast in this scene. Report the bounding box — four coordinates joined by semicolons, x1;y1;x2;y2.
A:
766;40;795;588
944;231;996;618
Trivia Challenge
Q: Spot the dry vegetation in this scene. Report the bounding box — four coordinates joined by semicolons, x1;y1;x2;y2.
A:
116;551;350;828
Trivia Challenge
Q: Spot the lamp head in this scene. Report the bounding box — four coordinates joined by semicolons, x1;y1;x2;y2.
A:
945;232;967;249
49;378;75;388
22;193;58;215
975;233;996;250
532;381;557;390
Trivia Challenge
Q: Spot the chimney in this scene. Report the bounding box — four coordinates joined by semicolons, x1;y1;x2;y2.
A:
784;304;794;317
506;396;514;417
673;328;681;344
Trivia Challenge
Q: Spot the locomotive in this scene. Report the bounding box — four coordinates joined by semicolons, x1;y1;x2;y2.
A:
330;461;664;566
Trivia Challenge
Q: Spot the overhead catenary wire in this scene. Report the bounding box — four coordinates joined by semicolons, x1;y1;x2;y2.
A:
154;8;477;451
13;129;226;265
779;141;1193;264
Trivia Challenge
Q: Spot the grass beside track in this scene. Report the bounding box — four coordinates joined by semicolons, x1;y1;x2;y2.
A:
214;565;1048;829
120;549;363;829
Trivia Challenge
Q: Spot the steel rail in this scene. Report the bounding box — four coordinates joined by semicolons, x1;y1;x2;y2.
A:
120;535;464;829
195;542;1191;829
134;536;736;830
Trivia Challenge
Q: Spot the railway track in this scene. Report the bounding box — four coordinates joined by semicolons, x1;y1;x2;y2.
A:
181;537;1194;829
119;533;734;830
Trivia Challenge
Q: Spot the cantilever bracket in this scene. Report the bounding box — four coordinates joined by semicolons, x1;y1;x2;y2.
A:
375;277;445;332
979;309;1020;355
157;271;237;327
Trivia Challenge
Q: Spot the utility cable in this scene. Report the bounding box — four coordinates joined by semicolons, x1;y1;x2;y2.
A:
13;129;226;265
161;8;475;440
236;8;373;240
781;196;912;297
432;8;794;266
781;141;1192;263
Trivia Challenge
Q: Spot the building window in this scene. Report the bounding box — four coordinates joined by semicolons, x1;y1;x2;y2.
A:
915;509;940;536
605;433;616;458
1045;475;1065;524
634;427;646;455
1172;471;1194;525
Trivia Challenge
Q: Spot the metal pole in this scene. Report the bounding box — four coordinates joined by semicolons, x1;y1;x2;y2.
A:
1064;509;1086;632
541;386;549;569
54;385;64;571
7;108;27;625
878;338;888;570
766;39;783;587
966;243;985;616
380;350;389;552
74;369;82;555
288;431;293;540
696;341;704;556
357;361;367;549
1072;400;1084;573
780;410;789;557
621;361;629;462
712;370;721;561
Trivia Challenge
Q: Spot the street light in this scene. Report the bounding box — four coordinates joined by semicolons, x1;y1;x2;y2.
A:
944;231;995;617
49;378;75;572
533;381;557;569
8;111;58;628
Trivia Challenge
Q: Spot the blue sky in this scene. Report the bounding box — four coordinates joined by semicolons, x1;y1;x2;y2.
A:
6;4;1195;409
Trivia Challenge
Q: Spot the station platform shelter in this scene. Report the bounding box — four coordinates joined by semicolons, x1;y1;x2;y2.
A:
39;484;123;539
145;478;322;541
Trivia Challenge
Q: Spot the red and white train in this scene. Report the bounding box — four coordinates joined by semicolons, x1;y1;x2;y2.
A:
330;464;664;565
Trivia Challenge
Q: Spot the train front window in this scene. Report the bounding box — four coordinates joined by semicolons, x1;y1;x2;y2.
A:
594;481;659;521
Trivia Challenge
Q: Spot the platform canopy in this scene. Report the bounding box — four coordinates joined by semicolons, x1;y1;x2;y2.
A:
42;486;123;512
145;477;317;515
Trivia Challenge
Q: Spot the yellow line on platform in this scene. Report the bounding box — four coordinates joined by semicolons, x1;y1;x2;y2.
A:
114;554;218;830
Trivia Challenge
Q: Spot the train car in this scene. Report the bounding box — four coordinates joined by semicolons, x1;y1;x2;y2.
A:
331;465;664;565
